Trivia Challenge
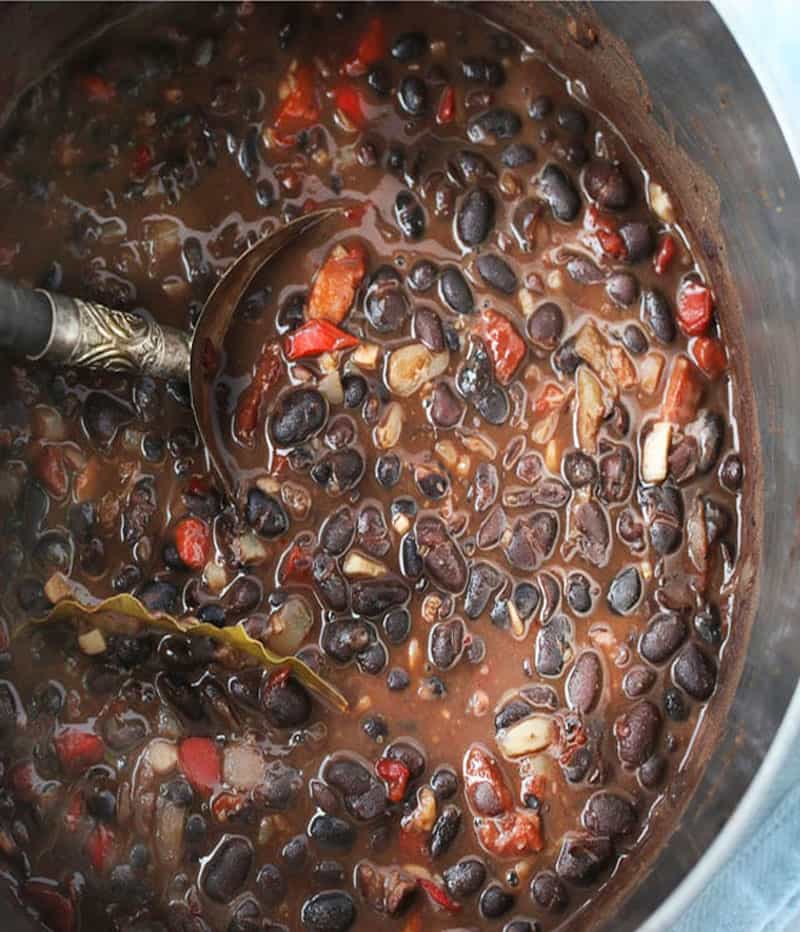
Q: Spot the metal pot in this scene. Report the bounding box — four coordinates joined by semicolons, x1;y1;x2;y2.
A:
0;3;797;929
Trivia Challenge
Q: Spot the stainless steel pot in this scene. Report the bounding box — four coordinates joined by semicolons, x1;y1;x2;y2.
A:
0;2;797;929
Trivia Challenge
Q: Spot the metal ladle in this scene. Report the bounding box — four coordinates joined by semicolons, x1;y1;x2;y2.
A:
0;207;338;500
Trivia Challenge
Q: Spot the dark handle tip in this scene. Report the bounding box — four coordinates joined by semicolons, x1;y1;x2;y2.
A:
0;279;53;357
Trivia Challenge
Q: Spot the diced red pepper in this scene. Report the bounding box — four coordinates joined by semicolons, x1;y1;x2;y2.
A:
477;309;526;385
676;280;713;336
35;445;69;498
344;201;369;225
277;537;315;586
21;880;76;932
333;84;366;129
55;729;104;775
341;16;386;77
532;382;570;418
477;808;544;857
584;205;616;234
132;143;153;176
85;823;115;873
174;517;212;570
234;342;284;445
274;63;320;135
178;737;221;796
211;791;247;822
691;336;727;380
80;74;115;104
654;234;676;274
662;355;704;425
308;243;368;324
436;86;456;125
463;744;514;816
596;228;627;259
284;320;359;360
417;878;461;913
375;757;411;803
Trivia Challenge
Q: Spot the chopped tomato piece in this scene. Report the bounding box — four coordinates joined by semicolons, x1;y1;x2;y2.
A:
662;355;704;425
35;445;68;498
436;86;456;125
85;823;115;873
477;808;544;857
654;234;676;274
691;336;727;380
676;280;713;336
274;63;319;135
284;320;359;360
278;537;315;586
55;729;104;775
596;228;627;259
211;791;247;822
477;309;526;385
584;205;616;234
532;382;571;418
417;878;461;913
178;737;221;796
80;74;115;103
341;16;386;77
234;342;284;445
376;757;411;803
21;880;76;932
333;84;366;129
174;517;211;570
463;744;514;816
132;143;153;176
308;243;368;324
344;201;369;225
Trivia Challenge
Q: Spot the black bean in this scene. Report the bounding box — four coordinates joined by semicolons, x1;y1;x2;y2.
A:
376;454;402;488
382;608;411;645
467;108;522;143
566;651;602;713
623;666;657;699
528;94;552;120
270;388;328;447
553;337;581;376
620;221;654;264
385;739;426;780
565;573;592;614
342;374;367;408
719;453;743;491
400;534;423;579
475;384;510;425
260;675;311;729
439;266;474;314
464;562;503;619
431;767;458;800
639;753;668;789
501;143;535;168
414;464;449;500
394;190;426;239
320;506;355;555
566;254;604;285
443;857;487;899
614;700;661;767
351;579;409;617
367;65;391;98
392;31;427;61
606;271;639;308
538;163;580;222
535;615;572;677
301;891;356;932
477;253;517;293
557;106;588;135
308;814;356;851
245;489;289;539
429;619;465;670
527;302;564;350
480;883;515;919
82;391;133;448
531;871;568;912
456;187;495;247
583;159;632;210
411;306;444;353
429;805;462;858
640;289;676;343
138;580;178;614
364;272;408;334
282;834;309;872
582;792;636;840
672;643;717;700
663;686;688;721
429;381;463;428
462;56;505;86
607;567;642;615
555;834;613;887
409;259;438;292
694;608;722;646
398;76;428;116
639;612;688;664
387;668;410;691
201;835;254;903
357;641;387;676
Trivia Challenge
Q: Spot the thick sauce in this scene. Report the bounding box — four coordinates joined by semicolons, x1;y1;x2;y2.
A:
0;4;746;932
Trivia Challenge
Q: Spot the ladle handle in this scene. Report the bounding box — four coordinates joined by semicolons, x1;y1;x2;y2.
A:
0;278;190;381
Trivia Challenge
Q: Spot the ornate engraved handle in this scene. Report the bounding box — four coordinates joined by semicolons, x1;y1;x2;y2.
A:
31;291;191;382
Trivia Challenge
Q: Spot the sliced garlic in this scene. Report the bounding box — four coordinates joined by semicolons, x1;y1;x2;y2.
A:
497;715;555;758
342;551;388;578
641;421;672;484
352;342;381;369
204;561;227;594
318;370;344;405
386;344;449;397
78;626;107;656
649;181;676;223
576;366;605;454
375;402;404;449
640;353;665;395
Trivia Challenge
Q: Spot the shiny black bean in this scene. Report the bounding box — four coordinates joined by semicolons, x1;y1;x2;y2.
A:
270;388;328;447
672;643;717;700
201;835;253;903
475;384;510;425
477;253;517;293
443;857;487;898
392;31;427;60
538;163;580;222
456;187;495;247
606;271;639;308
439;265;474;314
607;567;642;614
394;190;426;239
467;108;522;143
527;302;564;350
398;76;428;116
245;488;289;538
502;143;535;167
461;56;505;86
640;289;676;344
620;221;654;263
639;612;688;664
555;834;613;887
301;891;356;932
582;159;632;210
409;259;438;292
582;792;636;839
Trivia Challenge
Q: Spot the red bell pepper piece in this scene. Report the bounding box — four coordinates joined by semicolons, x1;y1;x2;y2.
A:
274;63;320;135
21;880;76;932
417;878;461;913
662;355;704;425
436;86;456;125
277;537;315;586
477;808;544;857
691;336;727;379
174;517;211;570
55;729;104;775
341;16;386;77
654;234;676;274
375;757;411;803
532;383;570;418
132;143;153;176
333;84;366;129
85;823;115;873
284;320;359;360
178;737;221;796
308;243;368;324
80;74;115;103
463;744;514;816
234;342;284;445
596;228;627;259
477;309;526;385
211;791;247;822
676;280;713;336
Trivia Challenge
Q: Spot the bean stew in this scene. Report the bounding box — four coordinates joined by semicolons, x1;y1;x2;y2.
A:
0;4;748;932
